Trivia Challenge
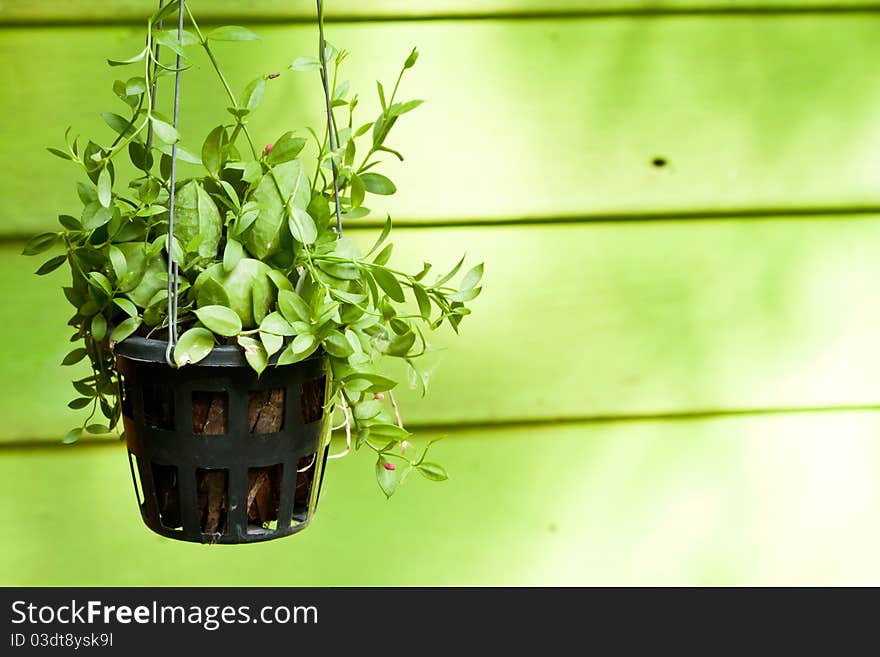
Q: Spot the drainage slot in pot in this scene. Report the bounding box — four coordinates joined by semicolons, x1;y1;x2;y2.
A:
143;384;174;430
197;468;229;536
127;452;144;507
248;388;285;434
246;464;283;534
301;376;326;424
293;453;317;523
192;391;228;435
119;374;133;419
151;462;182;530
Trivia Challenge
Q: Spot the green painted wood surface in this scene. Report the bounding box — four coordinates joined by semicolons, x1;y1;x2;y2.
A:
3;411;880;585
2;1;876;24
2;16;880;235
6;215;880;441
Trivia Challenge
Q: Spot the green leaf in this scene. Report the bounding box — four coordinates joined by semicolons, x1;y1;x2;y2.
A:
448;286;482;302
278;289;311;324
72;380;95;397
62;348;88;366
174;180;222;258
289;206;317;245
77;182;97;205
266;132;307;165
149;116;179;144
246;160;313;256
344;372;397;393
350;173;366;208
201;125;228;178
62;428;82;444
373;243;393;267
174;327;215;366
292;332;316;353
223;238;243;273
195;276;230;308
68;397;92;410
377;81;387;111
388;99;424;117
218;181;240;210
353;399;383;420
260;311;295;337
413;284;431;320
153;29;193;59
238;336;268;375
361;172;397;195
47;147;73;161
102;112;137;138
323;331;353;358
85;424;110;435
151;2;180;25
291;56;321;71
110;316;141;344
376;456;399;498
260;330;284;357
108;245;127;280
342;206;371;220
82;202;113;230
404;47;419;69
417;462;448;481
207;26;260;41
91;314;107;340
385;330;416;357
194;305;242;337
277;334;318;365
460;263;484;290
58;215;82;231
36;255;66;276
125;76;147;95
243;76;266;111
371;267;405;302
368;423;410;441
155;141;201;164
22;232;59;256
108;48;148;66
433;255;466;288
113;297;138;318
365;216;392;257
88;271;113;296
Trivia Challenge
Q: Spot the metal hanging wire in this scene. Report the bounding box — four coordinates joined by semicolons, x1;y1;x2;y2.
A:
161;1;343;368
317;0;343;237
317;0;352;461
163;0;185;367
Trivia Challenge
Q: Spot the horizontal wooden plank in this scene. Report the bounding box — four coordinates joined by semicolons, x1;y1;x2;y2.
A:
2;17;880;234
4;411;880;585
2;1;877;24
6;215;880;441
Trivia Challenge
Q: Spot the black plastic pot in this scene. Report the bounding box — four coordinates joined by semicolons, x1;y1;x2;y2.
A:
115;336;332;544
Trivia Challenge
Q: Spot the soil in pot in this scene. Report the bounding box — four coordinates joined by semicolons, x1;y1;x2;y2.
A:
150;376;326;536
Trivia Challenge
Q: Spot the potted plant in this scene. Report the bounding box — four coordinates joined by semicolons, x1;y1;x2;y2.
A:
23;1;482;544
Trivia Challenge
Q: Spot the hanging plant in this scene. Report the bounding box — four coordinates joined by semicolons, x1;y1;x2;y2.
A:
23;0;481;542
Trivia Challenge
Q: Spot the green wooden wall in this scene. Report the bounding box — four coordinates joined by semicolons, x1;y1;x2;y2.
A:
1;1;880;585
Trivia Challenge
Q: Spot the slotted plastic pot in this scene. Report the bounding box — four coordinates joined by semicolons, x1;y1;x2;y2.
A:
115;336;332;544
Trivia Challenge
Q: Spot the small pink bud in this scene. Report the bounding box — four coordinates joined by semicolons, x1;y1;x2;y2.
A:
374;392;385;400
267;72;281;80
263;143;274;157
383;462;396;471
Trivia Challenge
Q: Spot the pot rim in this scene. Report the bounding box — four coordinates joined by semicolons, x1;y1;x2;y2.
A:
114;335;323;368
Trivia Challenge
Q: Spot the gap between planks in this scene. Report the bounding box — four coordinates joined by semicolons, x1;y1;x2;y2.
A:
5;403;880;452
3;205;880;244
3;5;880;28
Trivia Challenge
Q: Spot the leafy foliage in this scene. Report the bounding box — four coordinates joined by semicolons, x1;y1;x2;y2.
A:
24;5;481;496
